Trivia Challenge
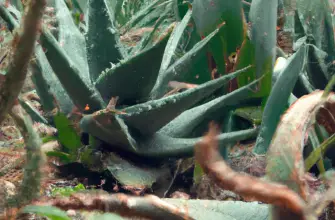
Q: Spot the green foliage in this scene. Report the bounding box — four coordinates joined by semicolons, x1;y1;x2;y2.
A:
234;106;263;126
120;66;251;135
193;162;204;185
248;0;277;98
150;25;223;99
53;112;81;152
64;0;84;26
55;0;90;80
235;37;256;94
22;205;71;220
253;45;306;154
44;112;82;163
51;183;86;197
192;0;245;72
119;0;167;31
42;135;58;143
46;151;72;164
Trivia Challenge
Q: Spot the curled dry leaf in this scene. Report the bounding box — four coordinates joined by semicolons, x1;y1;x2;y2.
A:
266;90;335;219
267;91;335;197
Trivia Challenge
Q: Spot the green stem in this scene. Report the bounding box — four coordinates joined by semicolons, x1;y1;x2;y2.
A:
305;133;335;171
7;103;43;207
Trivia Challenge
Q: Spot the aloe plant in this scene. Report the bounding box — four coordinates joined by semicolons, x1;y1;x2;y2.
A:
0;0;332;177
1;0;331;169
1;0;335;219
0;0;263;162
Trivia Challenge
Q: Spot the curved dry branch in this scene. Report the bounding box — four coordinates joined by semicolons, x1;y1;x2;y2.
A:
195;122;306;216
33;192;195;220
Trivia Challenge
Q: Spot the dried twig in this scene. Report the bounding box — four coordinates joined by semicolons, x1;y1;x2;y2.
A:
164;159;182;198
106;96;119;110
168;81;198;90
194;122;306;215
33;192;195;220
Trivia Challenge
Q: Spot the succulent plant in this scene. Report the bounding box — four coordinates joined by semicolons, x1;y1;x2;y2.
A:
1;0;335;219
0;0;263;161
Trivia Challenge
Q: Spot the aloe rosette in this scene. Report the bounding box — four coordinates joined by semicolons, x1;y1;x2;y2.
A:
0;0;260;159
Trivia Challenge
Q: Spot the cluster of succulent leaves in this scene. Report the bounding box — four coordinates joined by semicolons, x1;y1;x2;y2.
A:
1;0;335;219
1;0;263;165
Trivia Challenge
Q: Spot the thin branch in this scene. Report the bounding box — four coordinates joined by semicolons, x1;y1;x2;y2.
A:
164;159;182;198
33;192;195;220
0;0;46;124
194;122;306;215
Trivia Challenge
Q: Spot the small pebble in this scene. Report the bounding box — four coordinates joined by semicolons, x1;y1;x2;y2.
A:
67;209;76;216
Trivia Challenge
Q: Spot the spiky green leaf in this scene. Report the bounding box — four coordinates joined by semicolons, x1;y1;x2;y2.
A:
150;25;223;99
121;66;251;135
248;0;277;97
86;0;124;81
95;33;171;104
40;28;105;112
253;45;306;154
160;77;260;138
54;0;90;82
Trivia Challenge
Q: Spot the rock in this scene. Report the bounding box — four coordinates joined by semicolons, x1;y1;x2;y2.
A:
0;180;16;198
170;191;190;199
0;126;22;141
0;180;17;213
33;123;57;137
41;140;59;153
192;175;242;201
